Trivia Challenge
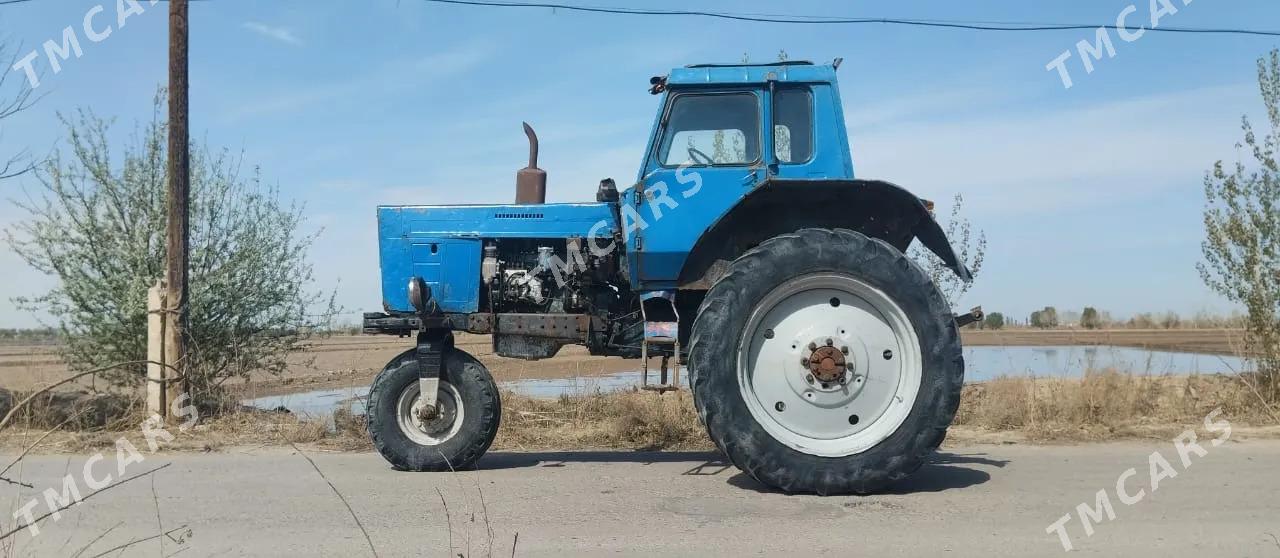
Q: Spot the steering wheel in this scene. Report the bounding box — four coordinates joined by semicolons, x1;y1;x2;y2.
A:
687;146;714;165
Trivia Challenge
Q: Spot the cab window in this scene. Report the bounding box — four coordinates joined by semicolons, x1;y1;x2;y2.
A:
659;93;760;166
774;88;813;163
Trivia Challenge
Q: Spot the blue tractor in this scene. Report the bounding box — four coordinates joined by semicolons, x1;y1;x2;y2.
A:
363;60;980;494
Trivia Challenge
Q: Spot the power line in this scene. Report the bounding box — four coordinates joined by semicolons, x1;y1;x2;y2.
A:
0;0;198;5
421;0;1280;37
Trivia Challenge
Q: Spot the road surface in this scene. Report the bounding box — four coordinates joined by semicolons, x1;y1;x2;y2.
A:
2;440;1277;556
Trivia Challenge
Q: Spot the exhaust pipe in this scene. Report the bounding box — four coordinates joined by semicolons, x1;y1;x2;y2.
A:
515;122;547;204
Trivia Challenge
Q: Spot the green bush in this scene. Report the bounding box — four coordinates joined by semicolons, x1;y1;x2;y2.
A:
5;92;335;395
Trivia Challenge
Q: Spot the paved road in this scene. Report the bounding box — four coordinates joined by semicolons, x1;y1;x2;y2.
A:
2;440;1278;557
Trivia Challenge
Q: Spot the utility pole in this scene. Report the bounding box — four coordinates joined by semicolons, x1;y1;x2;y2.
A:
163;0;190;420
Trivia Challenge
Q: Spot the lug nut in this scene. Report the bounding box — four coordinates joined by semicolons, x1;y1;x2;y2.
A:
846;362;855;370
808;342;817;350
825;338;834;346
841;346;849;355
801;358;810;366
805;374;815;384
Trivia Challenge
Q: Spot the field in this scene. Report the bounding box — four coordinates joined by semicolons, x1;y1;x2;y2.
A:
0;328;1252;397
0;333;636;396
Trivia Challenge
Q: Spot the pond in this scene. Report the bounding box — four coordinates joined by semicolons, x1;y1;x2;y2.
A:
242;345;1250;415
961;344;1247;381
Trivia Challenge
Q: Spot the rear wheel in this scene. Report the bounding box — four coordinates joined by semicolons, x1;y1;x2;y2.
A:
367;348;500;471
689;228;963;494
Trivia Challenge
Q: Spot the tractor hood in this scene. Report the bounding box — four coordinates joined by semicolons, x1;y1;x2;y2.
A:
376;202;618;314
377;202;617;240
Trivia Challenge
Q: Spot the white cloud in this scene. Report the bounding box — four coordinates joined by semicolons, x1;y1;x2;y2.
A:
242;22;303;46
409;42;500;76
845;87;1013;132
216;40;496;123
848;84;1259;214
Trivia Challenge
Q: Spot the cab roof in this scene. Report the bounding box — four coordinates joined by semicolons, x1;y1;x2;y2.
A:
665;60;838;87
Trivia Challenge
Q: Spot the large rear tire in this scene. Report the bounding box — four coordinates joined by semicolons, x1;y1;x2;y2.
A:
367;348;501;471
689;228;963;494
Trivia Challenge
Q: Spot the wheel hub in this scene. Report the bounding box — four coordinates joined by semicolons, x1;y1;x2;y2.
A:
803;340;849;384
411;395;457;437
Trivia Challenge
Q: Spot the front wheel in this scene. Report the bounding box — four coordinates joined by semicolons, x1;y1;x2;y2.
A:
367;348;501;471
689;228;963;494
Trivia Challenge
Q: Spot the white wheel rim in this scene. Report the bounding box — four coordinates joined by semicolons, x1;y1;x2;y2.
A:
736;273;922;457
396;380;465;446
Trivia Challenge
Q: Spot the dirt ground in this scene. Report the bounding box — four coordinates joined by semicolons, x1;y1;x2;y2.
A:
0;333;646;396
0;328;1251;397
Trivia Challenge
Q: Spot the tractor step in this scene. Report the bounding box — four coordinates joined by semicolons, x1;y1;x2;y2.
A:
640;293;681;392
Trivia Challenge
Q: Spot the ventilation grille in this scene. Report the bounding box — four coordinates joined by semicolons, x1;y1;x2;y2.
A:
494;212;544;219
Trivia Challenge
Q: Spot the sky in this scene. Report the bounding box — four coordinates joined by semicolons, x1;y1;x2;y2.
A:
0;0;1277;328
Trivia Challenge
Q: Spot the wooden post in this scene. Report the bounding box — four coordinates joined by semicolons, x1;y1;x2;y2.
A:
147;281;166;417
164;0;190;420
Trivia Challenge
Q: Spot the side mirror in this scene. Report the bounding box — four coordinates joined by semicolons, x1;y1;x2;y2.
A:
408;277;431;314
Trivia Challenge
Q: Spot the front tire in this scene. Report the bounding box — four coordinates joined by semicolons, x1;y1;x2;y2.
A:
689;228;963;494
367;348;501;471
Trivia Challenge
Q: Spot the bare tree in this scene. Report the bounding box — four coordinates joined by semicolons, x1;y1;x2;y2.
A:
0;39;39;179
909;193;987;305
1200;48;1280;401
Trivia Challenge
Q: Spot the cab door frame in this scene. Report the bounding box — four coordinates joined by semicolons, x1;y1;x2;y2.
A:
624;86;770;289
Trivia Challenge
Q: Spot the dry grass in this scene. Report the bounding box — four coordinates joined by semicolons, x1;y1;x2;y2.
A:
954;369;1273;440
0;389;142;432
271;373;1276;450
495;389;709;451
0;389;368;453
4;372;1278;454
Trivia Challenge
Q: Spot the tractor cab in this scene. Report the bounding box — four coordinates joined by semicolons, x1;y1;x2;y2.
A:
624;61;855;288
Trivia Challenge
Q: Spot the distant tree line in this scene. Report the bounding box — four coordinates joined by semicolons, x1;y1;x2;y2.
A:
961;308;1247;331
0;327;60;344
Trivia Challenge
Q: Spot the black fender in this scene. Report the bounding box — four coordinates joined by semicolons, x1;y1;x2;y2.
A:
678;178;973;289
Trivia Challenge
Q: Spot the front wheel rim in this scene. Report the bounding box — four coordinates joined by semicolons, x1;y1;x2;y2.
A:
396;380;465;446
736;273;922;457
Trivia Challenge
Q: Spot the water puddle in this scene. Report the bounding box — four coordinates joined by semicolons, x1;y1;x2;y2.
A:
246;388;368;418
500;371;653;398
242;345;1250;415
962;345;1247;381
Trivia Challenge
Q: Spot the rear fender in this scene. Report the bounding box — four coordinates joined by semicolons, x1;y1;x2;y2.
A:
678;179;973;289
